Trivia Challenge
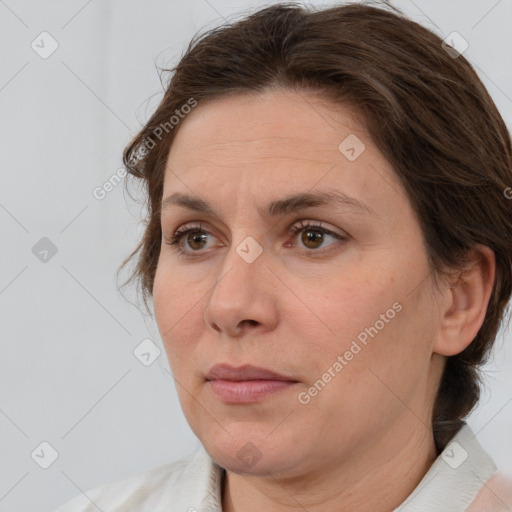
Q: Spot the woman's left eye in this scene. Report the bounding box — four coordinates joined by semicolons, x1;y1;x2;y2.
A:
287;220;346;251
164;220;346;255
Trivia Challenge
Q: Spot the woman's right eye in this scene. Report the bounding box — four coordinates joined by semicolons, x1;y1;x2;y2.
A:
164;223;217;254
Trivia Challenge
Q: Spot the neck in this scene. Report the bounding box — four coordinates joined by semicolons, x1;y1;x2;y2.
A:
222;422;438;512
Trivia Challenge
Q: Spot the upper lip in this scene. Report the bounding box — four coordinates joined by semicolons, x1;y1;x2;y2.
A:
206;364;297;382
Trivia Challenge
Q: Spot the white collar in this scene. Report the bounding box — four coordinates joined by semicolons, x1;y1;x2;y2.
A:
393;423;497;511
176;422;496;512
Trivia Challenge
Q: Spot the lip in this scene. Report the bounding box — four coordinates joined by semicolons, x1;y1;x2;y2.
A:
206;364;299;404
206;363;296;382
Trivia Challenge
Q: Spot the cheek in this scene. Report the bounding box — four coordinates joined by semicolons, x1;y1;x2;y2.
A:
153;266;176;335
315;266;397;340
313;258;432;377
153;261;217;384
153;265;198;356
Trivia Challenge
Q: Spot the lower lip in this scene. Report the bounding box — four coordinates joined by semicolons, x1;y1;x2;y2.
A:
208;379;297;403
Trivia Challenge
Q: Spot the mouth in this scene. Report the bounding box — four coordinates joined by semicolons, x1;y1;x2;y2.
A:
206;364;299;404
206;363;296;382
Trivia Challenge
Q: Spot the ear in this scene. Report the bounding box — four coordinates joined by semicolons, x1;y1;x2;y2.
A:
433;245;496;357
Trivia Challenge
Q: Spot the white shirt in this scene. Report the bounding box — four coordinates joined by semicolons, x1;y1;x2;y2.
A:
55;423;511;511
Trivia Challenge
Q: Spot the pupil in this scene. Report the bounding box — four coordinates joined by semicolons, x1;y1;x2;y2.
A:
303;229;323;248
189;232;206;249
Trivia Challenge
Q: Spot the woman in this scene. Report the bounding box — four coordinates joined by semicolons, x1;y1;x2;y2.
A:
56;2;512;511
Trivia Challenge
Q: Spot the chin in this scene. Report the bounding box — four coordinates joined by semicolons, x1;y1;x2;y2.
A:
211;444;299;476
199;423;306;476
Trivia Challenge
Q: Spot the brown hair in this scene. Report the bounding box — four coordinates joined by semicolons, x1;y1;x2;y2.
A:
118;1;512;451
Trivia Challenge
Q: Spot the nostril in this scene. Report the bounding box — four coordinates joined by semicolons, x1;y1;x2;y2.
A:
242;319;259;327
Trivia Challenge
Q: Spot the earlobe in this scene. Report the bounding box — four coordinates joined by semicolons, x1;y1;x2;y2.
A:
433;245;496;357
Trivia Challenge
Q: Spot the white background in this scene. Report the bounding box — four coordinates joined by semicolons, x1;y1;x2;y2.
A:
0;1;511;510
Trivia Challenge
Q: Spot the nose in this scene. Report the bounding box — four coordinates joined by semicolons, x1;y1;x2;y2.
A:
203;241;279;338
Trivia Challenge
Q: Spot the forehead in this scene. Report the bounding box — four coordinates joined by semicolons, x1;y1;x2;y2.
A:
162;89;406;218
168;89;366;164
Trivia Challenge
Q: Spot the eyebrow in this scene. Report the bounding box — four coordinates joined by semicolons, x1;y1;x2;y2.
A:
161;189;378;218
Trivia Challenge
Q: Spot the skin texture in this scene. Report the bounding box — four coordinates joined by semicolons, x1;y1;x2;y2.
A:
468;472;512;511
152;88;495;512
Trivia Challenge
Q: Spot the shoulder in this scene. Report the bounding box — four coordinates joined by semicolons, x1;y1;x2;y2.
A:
54;446;219;512
466;471;512;512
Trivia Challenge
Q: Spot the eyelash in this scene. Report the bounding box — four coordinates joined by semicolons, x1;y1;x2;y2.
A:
163;220;346;256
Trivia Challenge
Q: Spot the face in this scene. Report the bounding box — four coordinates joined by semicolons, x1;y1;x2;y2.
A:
153;89;444;478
